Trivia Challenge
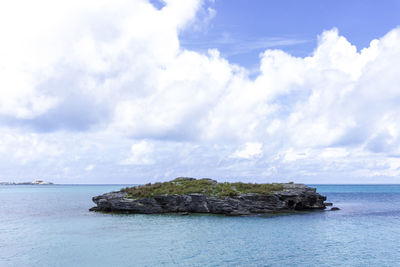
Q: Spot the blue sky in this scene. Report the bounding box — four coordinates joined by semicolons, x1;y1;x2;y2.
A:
0;0;400;184
181;0;400;68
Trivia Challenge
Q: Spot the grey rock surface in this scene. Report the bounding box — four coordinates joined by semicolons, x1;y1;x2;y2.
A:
90;183;329;216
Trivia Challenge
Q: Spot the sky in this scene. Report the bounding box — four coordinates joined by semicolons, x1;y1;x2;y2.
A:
181;0;400;68
1;0;400;184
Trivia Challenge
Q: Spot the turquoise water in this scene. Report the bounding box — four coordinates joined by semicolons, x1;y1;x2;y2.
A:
1;185;400;266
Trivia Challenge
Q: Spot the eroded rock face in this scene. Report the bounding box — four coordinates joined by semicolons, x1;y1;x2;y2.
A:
90;184;328;216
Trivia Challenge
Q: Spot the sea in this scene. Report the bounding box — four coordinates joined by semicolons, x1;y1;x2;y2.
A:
1;184;400;267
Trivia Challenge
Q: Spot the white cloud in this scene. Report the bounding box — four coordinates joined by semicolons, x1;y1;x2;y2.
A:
282;149;309;162
0;0;400;183
122;141;155;165
0;129;63;164
85;165;94;171
320;148;349;159
232;142;263;159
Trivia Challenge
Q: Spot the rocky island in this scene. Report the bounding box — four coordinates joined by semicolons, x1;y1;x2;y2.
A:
90;178;333;216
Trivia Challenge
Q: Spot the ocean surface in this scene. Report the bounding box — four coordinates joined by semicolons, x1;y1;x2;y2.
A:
1;184;400;266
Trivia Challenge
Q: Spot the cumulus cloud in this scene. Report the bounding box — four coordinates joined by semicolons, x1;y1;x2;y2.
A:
1;0;400;183
232;142;263;159
122;141;155;165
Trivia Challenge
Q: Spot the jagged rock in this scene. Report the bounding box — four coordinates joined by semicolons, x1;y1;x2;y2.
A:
90;180;330;216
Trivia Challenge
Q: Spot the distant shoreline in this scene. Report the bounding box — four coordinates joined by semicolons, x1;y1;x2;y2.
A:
0;179;53;185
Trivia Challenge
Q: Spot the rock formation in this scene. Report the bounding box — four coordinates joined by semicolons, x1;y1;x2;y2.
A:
90;178;329;216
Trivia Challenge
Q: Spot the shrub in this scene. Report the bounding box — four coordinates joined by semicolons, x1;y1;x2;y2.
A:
121;177;284;199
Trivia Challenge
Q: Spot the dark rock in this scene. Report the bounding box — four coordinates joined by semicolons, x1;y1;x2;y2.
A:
89;183;331;216
330;207;340;211
89;206;99;212
325;202;333;206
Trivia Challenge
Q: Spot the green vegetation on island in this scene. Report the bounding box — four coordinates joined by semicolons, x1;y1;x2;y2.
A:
120;177;285;199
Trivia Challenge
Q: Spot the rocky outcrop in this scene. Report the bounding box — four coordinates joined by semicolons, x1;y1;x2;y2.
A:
90;183;329;216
